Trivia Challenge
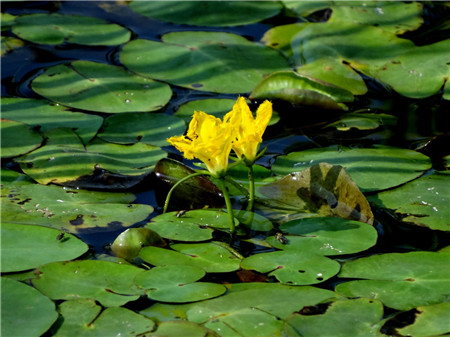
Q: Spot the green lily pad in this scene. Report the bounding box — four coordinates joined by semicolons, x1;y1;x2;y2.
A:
267;217;378;255
396;302;450;337
174;99;237;123
129;1;282;27
1;97;103;144
111;228;166;261
326;112;397;131
1;119;43;158
328;1;424;34
150;321;220;337
135;265;226;303
1;183;153;233
54;299;155;337
31;60;172;113
12;13;131;45
241;250;340;285
336;251;450;310
260;163;374;224
272;146;431;192
284;298;385;337
98;112;185;147
142;283;335;337
32;260;144;307
375;39;450;99
139;242;242;273
368;171;450;231
250;71;353;110
1;223;88;273
120;32;290;94
18;128;166;187
1;278;58;337
1;12;16;31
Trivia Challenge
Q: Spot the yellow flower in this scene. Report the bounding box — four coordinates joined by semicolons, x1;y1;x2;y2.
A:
167;110;234;176
224;97;272;164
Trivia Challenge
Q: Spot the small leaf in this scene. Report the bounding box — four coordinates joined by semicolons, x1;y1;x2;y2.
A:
1;119;42;158
111;228;166;260
135;265;226;302
1;223;88;273
1;278;58;337
31;61;172;113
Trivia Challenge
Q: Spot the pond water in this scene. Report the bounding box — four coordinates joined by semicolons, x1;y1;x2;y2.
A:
2;2;449;337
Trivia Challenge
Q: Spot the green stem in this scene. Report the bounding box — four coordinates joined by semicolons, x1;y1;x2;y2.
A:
217;178;236;234
246;165;255;212
163;172;210;213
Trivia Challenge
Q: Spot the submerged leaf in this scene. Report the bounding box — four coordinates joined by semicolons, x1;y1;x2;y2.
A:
260;163;374;224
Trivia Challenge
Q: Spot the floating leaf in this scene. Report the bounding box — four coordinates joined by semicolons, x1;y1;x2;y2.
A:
1;223;88;273
141;283;335;337
18;128;166;188
1;183;153;233
1;119;42;158
368;171;450;231
260;163;374;224
12;13;131;45
284;298;385;337
336;251;450;310
140;242;242;273
1;97;103;144
129;1;282;27
154;158;224;211
32;260;144;307
150;321;220;337
111;228;166;260
250;71;353;110
396;302;450;337
267;217;377;255
326;112;397;131
1;12;16;31
272;146;431;192
1;278;58;337
1;36;24;56
120;32;290;93
135;265;226;302
241;250;340;285
54;299;155;337
98;112;185;147
375;39;450;99
31;60;172;113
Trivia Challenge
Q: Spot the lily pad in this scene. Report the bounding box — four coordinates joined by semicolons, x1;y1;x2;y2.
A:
135;265;226;302
12;13;131;45
368;171;450;231
250;71;353;110
1;223;88;273
98;112;185;147
32;260;144;307
1;183;153;233
240;250;340;285
139;242;242;273
266;217;378;255
120;31;290;93
31;60;172;113
54;299;155;337
336;251;450;310
175;98;242;123
284;298;385;337
142;283;335;337
111;228;166;260
1;119;42;158
272;146;431;192
260;163;374;224
1;97;103;144
1;36;24;56
396;302;450;337
326;112;397;131
18;128;166;187
129;1;282;27
150;321;220;337
1;278;58;337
